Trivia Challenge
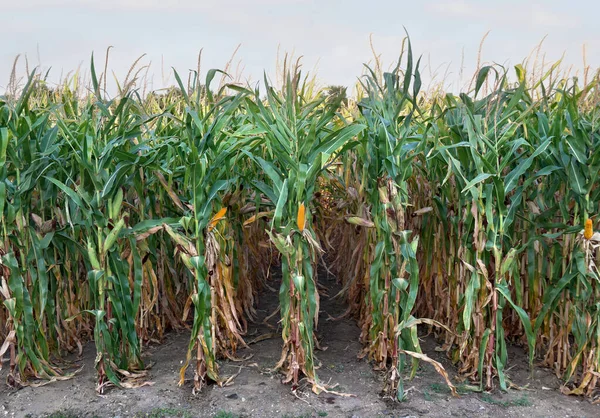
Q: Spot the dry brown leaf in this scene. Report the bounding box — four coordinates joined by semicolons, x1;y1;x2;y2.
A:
399;349;458;396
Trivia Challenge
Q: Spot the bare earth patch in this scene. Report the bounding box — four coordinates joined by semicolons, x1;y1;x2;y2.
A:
1;273;597;418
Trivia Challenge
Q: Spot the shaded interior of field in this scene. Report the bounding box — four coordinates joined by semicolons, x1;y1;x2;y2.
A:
0;267;598;418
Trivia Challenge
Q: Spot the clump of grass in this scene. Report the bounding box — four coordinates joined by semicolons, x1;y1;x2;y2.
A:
429;382;451;394
137;407;192;418
37;412;88;418
480;394;532;408
281;413;311;418
423;390;433;401
214;411;240;418
429;383;474;395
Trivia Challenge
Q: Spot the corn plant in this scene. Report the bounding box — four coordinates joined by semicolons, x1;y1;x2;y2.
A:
158;71;253;393
241;70;364;392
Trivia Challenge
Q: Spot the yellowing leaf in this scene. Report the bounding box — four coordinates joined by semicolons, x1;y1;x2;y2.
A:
208;207;227;232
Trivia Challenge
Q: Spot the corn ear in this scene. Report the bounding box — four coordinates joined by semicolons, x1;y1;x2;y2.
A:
297;203;306;232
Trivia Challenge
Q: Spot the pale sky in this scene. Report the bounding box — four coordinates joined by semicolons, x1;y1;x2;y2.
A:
2;0;598;95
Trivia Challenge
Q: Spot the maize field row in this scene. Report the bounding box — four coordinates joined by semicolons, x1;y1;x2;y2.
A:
1;41;600;403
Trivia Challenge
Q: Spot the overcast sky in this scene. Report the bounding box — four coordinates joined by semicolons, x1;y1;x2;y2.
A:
2;0;598;94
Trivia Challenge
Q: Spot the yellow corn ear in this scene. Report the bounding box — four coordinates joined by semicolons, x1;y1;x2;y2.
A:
584;218;593;240
297;203;306;232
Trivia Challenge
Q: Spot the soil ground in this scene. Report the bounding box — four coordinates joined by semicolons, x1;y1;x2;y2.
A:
1;270;598;418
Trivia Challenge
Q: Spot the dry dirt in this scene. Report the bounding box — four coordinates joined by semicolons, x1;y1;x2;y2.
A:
1;271;598;418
